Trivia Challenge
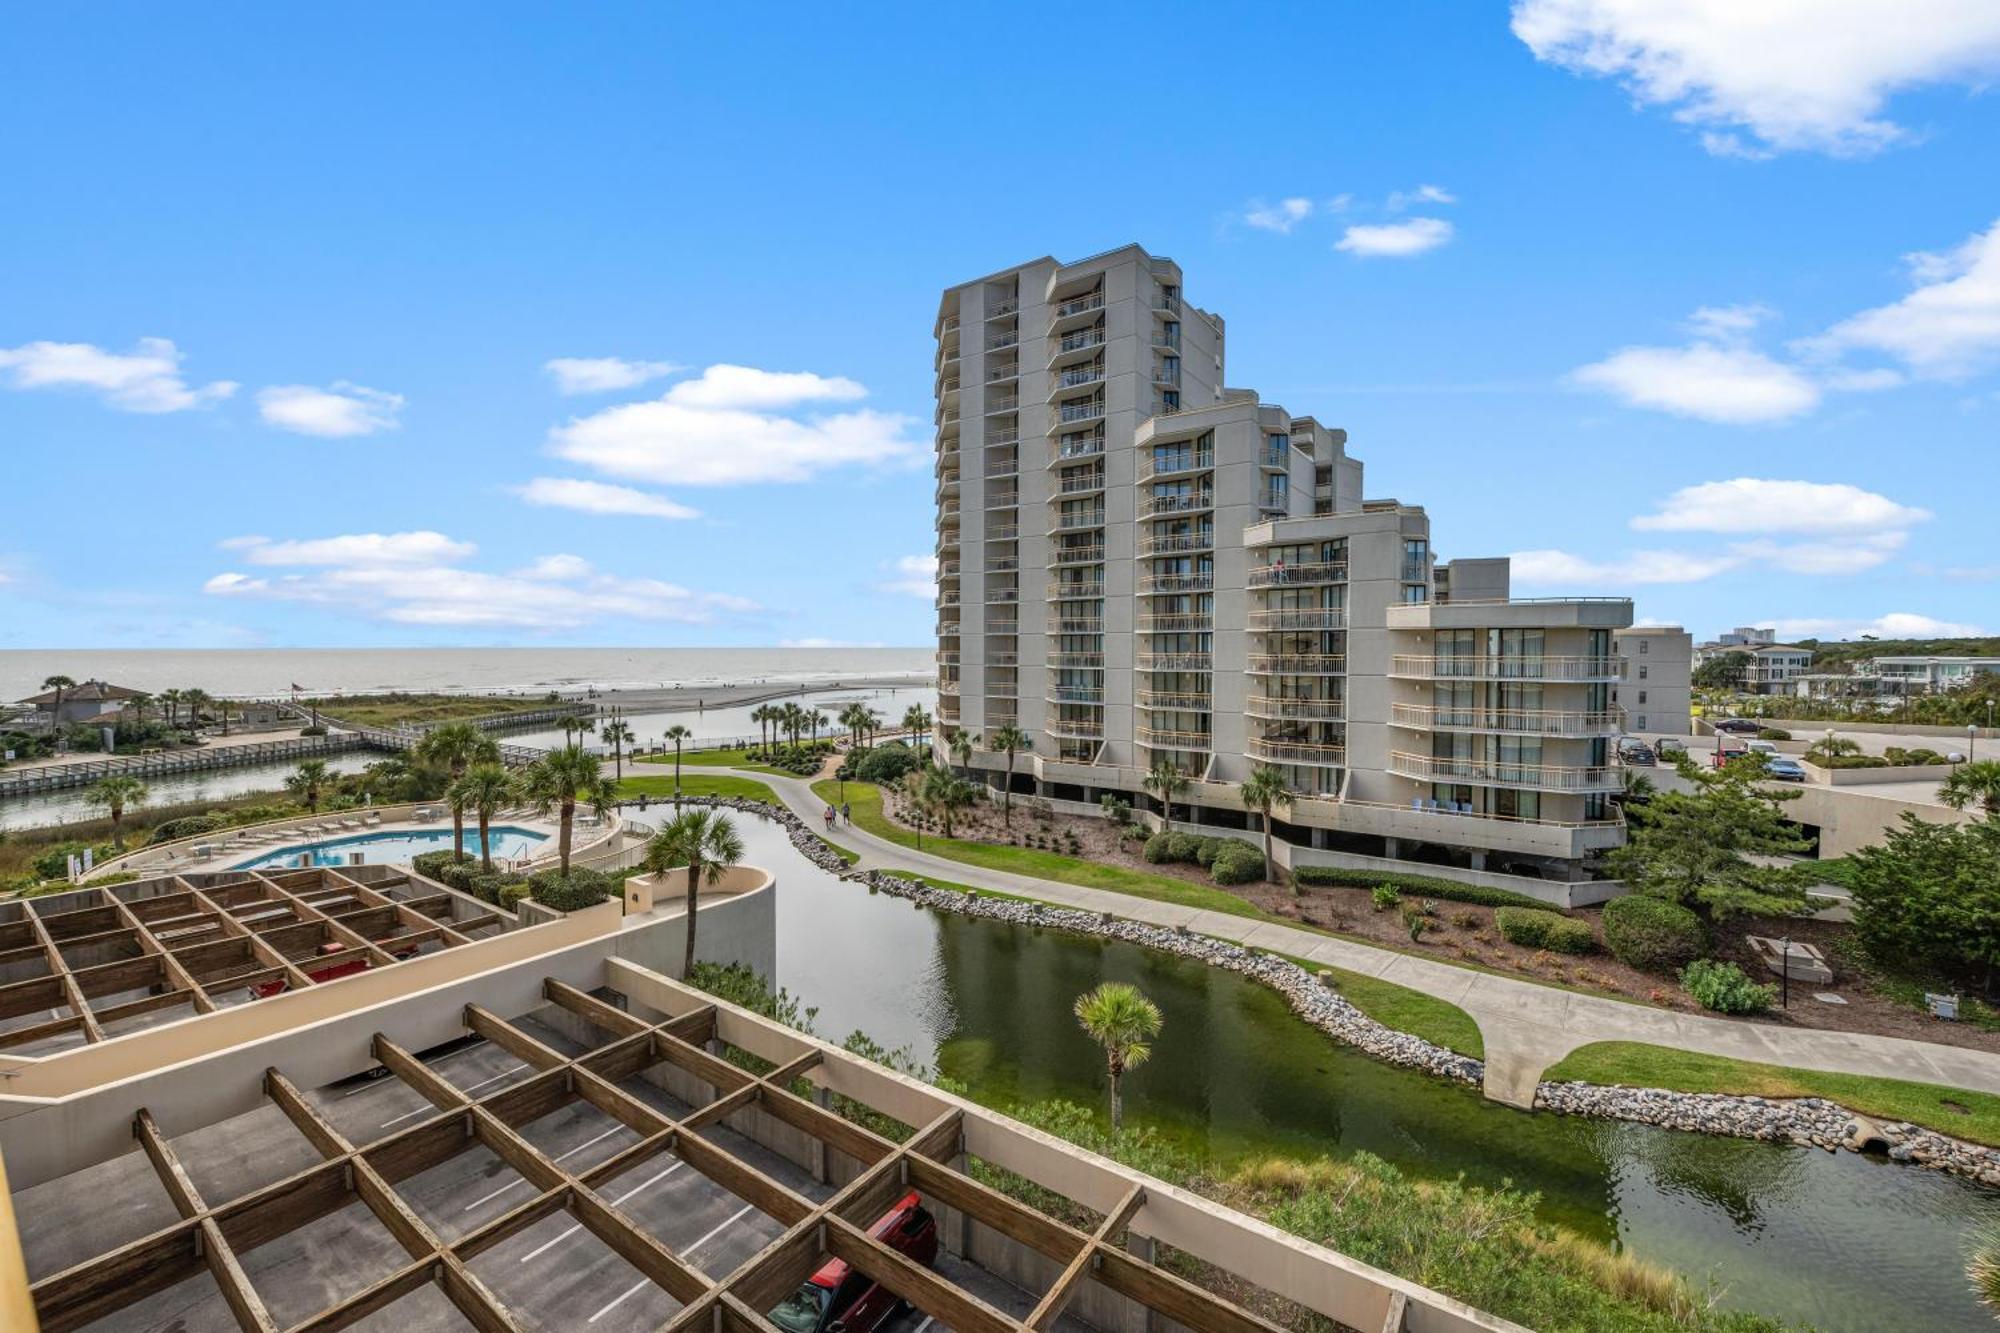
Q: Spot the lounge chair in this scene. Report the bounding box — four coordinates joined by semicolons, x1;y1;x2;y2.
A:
362;812;382;827
340;818;362;830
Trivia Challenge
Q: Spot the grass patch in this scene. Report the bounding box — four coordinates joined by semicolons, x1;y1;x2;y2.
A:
1545;1041;2000;1146
612;773;780;805
636;746;806;778
307;693;561;728
1311;960;1485;1059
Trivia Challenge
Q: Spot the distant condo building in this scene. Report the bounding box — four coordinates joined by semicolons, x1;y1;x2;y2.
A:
933;244;1681;880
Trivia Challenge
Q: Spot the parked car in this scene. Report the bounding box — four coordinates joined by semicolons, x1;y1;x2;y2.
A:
1764;757;1808;782
1745;738;1779;756
769;1191;940;1333
1617;738;1656;766
1712;718;1763;734
1655;737;1687;758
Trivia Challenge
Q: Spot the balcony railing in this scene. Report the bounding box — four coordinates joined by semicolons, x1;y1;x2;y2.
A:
986;394;1020;414
1387;750;1620;793
989;652;1018;667
1137;572;1212;594
1137;651;1212;671
1057;364;1105;389
938;377;961;394
1058;471;1106;495
1055;292;1105;318
985;491;1020;509
1247;737;1346;767
1247;562;1347;587
1058;400;1106;424
1047;686;1104;705
1050;510;1105;531
1137;532;1214;557
1248;654;1346;675
1139;492;1214;518
985;524;1019;541
986;587;1021;604
986;331;1019;351
1138;726;1212;750
936;651;959;665
1049;651;1105;669
987;555;1019;574
1056;328;1106;354
939;317;961;335
987;297;1020;318
1048;581;1105;600
1388;704;1625;737
986;431;1020;448
938;678;961;695
1138;613;1211;633
1048;617;1104;635
1246;696;1345;723
1249;608;1345;631
985;460;1019;479
1389;656;1622;682
1155;293;1181;314
1138;451;1214;480
939;502;961;518
986;620;1019;635
1055;434;1105;460
1052;544;1106;565
936;592;960;607
987;363;1020;383
1151;331;1180;350
1137;690;1212;711
1049;717;1106;740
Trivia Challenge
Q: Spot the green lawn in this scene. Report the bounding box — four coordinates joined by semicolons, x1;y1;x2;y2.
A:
634;747;807;778
612;773;780;805
1320;963;1486;1059
307;693;560;728
1545;1041;2000;1146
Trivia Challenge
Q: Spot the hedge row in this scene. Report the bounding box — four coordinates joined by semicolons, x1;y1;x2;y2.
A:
1601;894;1705;972
1289;866;1553;911
1142;831;1265;885
1494;906;1595;954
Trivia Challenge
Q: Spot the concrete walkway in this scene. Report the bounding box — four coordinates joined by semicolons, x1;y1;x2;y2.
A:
746;769;2000;1108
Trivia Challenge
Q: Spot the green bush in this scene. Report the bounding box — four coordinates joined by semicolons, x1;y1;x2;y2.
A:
412;849;474;882
1758;727;1791;741
526;866;614;912
1885;746;1947;766
1100;794;1132;823
1601;895;1705;972
1371;884;1401;911
1142;832;1176;863
82;870;140;887
1165;832;1202;863
1194;836;1225;867
854;742;918;784
1290;865;1554;910
498;881;533;909
1680;959;1777;1014
31;842;93;880
1495;907;1594;954
149;813;231;845
299;724;328;736
1210;845;1265;885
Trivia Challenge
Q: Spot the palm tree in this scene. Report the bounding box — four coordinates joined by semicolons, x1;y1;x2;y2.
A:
181;687;211;733
749;705;768;756
1805;735;1863;766
1073;982;1163;1132
286;758;333;813
1239;766;1292;887
839;702;865;749
524;745;615;875
84;774;149;847
40;675;74;739
662;724;693;805
449;763;518;871
1144;759;1189;833
990;724;1032;827
416;721;501;861
128;692;152;728
921;763;976;838
1940;760;2000;818
809;707;828;747
949;729;972;769
159;688;183;730
903;704;932;758
644;809;747;978
600;718;635;782
561;715;596;745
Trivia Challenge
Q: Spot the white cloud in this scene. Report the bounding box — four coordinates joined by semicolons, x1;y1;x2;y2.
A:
0;337;237;412
1511;0;2000;157
1571;341;1819;423
204;530;757;630
549;363;918;487
1334;218;1454;258
1769;611;1988;641
662;364;865;411
257;381;403;437
513;476;698;520
1386;183;1457;211
1631;478;1931;535
1243;197;1315;234
1509;547;1743;586
1805;218;2000;379
544;356;683;395
877;554;939;599
1732;531;1910;575
224;531;476;567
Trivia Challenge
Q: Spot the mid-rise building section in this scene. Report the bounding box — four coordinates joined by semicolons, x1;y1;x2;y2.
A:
1614;626;1694;734
936;245;1651;880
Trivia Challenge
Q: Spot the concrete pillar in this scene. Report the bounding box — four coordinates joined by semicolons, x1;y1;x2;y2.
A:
1385;837;1402;860
1126;1233;1163;1333
1469;851;1487;871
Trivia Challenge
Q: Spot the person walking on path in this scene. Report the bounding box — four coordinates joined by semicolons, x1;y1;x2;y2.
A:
842;800;852;825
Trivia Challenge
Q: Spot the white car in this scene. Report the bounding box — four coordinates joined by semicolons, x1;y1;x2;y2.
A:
1746;739;1778;756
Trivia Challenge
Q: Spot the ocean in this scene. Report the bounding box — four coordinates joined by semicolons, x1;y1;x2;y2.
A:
0;646;932;701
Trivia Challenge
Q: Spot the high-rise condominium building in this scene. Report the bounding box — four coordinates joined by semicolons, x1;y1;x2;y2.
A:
935;244;1652;880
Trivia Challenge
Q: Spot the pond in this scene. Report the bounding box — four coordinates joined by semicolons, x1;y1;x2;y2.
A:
723;816;2000;1333
0;751;377;833
493;684;939;753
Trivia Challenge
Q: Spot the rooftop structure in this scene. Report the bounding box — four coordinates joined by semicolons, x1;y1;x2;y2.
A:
14;680;147;727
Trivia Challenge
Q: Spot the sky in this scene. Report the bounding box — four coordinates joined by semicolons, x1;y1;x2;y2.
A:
4;1;2000;651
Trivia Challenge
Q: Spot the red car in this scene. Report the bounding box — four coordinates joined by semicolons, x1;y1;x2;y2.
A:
252;939;413;998
769;1191;938;1333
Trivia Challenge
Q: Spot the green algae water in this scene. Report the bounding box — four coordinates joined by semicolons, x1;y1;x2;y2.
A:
737;819;2000;1332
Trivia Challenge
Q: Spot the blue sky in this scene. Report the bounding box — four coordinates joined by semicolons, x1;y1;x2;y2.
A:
4;2;1999;650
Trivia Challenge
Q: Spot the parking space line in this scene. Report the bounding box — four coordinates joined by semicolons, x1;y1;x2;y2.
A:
587;1275;654;1324
462;1125;625;1211
379;1062;525;1128
912;1318;934;1333
518;1160;684;1263
684;1202;755;1256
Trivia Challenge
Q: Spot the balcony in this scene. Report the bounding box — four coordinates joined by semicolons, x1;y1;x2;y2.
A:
1054;292;1105;319
1049;651;1106;669
1049;717;1105;740
1154;293;1182;315
1246;696;1345;723
1151;331;1180;350
1389;656;1622;682
1054;433;1105;462
938;408;961;425
1057;399;1106;425
1292;796;1625;859
986;296;1021;319
1048;616;1104;635
1385;596;1635;631
1137;450;1214;480
938;560;960;578
1137;531;1214;557
1137;613;1211;633
938;678;961;696
986;458;1020;479
939;502;961;519
987;555;1020;574
938;376;961;395
985;523;1019;541
987;362;1020;384
1247;737;1346;767
1137;651;1212;671
935;622;960;638
1388;704;1625;738
1248;561;1347;587
936;592;960;608
1137;690;1212;711
1137;572;1212;594
1248;608;1345;632
989;652;1019;667
1047;685;1104;705
985;330;1020;352
1050;328;1107;363
1049;509;1105;531
986;430;1021;448
1386;750;1620;794
985;394;1021;415
986;587;1021;604
986;620;1019;635
985;491;1020;510
1052;544;1106;565
938;316;960;335
1139;492;1213;518
936;473;960;497
1138;726;1212;750
1048;580;1105;600
1247;653;1346;675
1057;471;1106;496
1054;364;1105;392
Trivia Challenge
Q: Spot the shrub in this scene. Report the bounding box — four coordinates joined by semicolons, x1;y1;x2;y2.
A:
1290;866;1553;910
1142;832;1176;863
1758;727;1791;741
1100;794;1131;823
1680;959;1776;1014
299;724;328;736
1160;832;1197;863
498;881;532;910
1210;844;1265;885
1371;885;1401;911
1401;905;1432;942
31;842;93;881
1601;895;1705;972
412;849;474;882
82;870;140;887
854;742;917;784
1495;907;1593;954
526;866;614;912
149;812;230;845
1194;836;1226;868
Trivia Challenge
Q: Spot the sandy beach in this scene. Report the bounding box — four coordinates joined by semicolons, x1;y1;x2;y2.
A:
573;673;931;715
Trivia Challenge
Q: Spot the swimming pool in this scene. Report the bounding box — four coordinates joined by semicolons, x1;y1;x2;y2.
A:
232;825;549;870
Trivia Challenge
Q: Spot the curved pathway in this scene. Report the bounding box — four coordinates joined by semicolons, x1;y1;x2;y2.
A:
725;766;2000;1108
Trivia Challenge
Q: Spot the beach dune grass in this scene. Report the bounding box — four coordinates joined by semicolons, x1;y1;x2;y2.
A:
303;693;560;728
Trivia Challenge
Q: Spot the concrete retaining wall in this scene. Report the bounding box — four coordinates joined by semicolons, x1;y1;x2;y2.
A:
1803;760;1960;787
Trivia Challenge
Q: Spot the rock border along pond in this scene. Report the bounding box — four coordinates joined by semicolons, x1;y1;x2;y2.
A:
658;796;2000;1187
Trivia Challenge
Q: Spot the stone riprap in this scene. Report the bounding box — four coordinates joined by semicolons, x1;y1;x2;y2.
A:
651;796;2000;1184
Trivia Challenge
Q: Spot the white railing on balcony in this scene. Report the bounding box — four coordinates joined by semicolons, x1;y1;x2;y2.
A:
1137;651;1212;671
1155;293;1181;314
1138;726;1212;749
1048;617;1104;635
1049;718;1106;740
987;555;1019;573
1048;581;1104;600
1140;494;1213;520
986;394;1020;414
1052;544;1106;565
939;317;961;335
986;431;1021;448
1247;562;1348;587
1058;471;1106;494
1247;737;1346;766
1049;651;1106;668
1137;691;1212;711
1151;331;1180;349
1050;510;1104;531
1249;608;1345;631
1057;365;1105;389
989;652;1019;667
985;491;1020;509
1389;656;1622;681
987;297;1020;318
1137;532;1214;556
1047;686;1103;705
939;377;961;394
1054;439;1106;465
986;587;1021;604
986;331;1019;351
939;502;961;517
986;620;1019;635
986;460;1019;479
938;678;961;695
1056;328;1106;354
936;592;960;607
1055;292;1105;318
1138;451;1214;480
1137;573;1212;594
938;409;961;424
985;524;1019;541
1388;704;1625;736
987;363;1020;383
1058;400;1106;424
1138;614;1211;634
1387;750;1619;792
1248;654;1346;675
1246;696;1345;722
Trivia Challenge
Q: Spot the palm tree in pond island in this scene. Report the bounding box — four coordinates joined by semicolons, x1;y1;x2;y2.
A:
1073;981;1163;1132
662;724;693;805
600;718;635;782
